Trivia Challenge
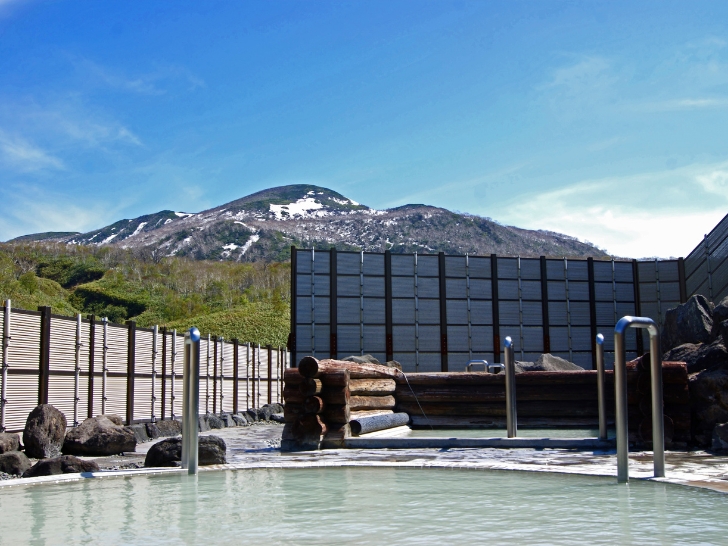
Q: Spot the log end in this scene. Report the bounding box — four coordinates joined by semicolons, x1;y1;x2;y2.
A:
298;356;320;378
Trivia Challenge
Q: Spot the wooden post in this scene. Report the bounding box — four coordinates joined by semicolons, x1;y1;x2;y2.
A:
126;320;136;425
439;252;448;372
212;335;218;414
266;344;272;405
251;344;257;409
491;255;501;363
289;245;297;366
233;339;239;414
161;327;167;420
678;257;687;304
87;314;95;418
588;258;598;370
385;249;393;362
38;306;51;405
330;247;338;359
632;260;644;355
540;257;551;354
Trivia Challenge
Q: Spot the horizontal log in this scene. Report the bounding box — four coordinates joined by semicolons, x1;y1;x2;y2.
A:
320;369;350;387
283;403;304;423
395;371;620;387
408;416;615;428
284;368;303;385
295;414;328;438
303;396;325;414
351;410;394;419
298;357;402;379
299;379;323;397
321;404;350;425
350;395;396;411
320;385;351;405
394;385;613;403
350;412;411;435
281;423;297;441
282;388;305;405
396;400;604;418
349;379;396;396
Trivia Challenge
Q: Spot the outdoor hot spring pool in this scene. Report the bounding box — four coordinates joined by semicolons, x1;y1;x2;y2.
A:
1;467;727;544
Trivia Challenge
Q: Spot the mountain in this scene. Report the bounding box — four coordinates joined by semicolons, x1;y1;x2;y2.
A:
7;185;608;260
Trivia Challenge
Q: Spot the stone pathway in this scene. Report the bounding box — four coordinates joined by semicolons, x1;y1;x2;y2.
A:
4;423;728;494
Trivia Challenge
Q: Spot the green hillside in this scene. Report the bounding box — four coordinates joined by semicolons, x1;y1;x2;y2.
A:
0;243;290;345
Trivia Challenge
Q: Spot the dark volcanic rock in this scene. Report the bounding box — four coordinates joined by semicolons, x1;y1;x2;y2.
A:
515;353;584;373
23;404;67;459
712;297;728;338
264;403;283;414
0;432;20;454
220;414;236;428
712;422;728;451
129;424;149;443
689;364;728;447
205;414;224;429
342;354;380;364
155;419;182;437
23;455;99;477
0;451;31;475
198;416;210;432
664;339;728;374
62;415;136;456
231;414;249;426
145;422;161;440
661;295;715;353
144;435;227;467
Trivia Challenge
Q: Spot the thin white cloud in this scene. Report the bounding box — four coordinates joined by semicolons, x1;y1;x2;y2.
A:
500;163;728;258
634;97;728;112
0;132;64;171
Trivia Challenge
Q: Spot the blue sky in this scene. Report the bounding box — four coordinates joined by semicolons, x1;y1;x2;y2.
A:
1;1;727;258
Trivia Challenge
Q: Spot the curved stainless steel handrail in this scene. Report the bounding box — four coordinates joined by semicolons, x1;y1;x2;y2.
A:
614;316;665;483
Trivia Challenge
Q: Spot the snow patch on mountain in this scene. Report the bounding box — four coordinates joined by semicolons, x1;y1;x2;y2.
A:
130;222;147;237
270;197;329;220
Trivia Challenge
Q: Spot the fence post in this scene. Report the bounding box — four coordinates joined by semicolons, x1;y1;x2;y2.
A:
540;257;551;354
171;330;177;420
504;336;517;438
246;342;250;410
267;344;272;405
1;300;10;432
632;260;644;355
331;247;338;359
102;317;108;415
257;343;262;408
439;252;449;372
73;314;82;427
678;257;687;304
251;343;256;409
151;325;158;423
161;327;167;420
233;339;239;414
219;337;225;413
212;335;218;414
87;314;95;419
385;249;393;362
491;255;500;363
126;320;136;425
38;306;51;405
206;334;211;414
588;258;597;370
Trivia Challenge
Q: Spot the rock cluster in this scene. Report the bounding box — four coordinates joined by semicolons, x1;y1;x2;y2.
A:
23;404;67;459
660;295;728;448
515;353;583;373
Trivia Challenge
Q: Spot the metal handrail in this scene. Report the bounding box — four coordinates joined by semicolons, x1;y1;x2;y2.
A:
465;359;487;372
614;316;665;483
595;334;607;441
181;327;200;475
504;336;517;438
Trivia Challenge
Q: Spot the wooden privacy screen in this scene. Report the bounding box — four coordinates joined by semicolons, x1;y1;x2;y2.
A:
0;307;289;433
291;248;695;373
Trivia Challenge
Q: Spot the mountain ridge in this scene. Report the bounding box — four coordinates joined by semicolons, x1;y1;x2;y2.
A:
7;185;608;260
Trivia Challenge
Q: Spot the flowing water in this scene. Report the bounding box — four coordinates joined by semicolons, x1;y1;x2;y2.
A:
1;467;727;545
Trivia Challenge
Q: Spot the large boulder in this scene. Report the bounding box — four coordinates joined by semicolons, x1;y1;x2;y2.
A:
155;419;182;437
689;364;728;447
23;404;67;459
62;415;136;456
515;353;584;373
0;451;31;475
0;432;20;454
661;295;714;353
712;297;728;338
144;435;227;467
23;455;99;478
342;354;381;364
664;339;728;374
712;422;728;451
